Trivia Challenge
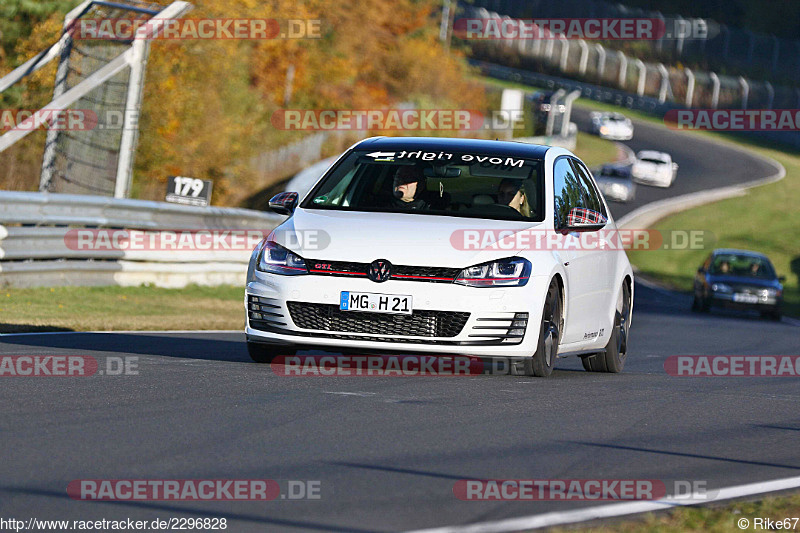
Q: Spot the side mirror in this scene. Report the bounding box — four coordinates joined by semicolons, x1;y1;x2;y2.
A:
778;275;786;282
561;207;607;233
697;267;704;274
268;192;299;215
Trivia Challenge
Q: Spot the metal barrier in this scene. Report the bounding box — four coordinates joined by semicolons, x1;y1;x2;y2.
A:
0;191;283;288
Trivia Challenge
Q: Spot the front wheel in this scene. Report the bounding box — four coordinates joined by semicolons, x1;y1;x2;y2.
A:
247;342;296;364
512;281;561;378
582;282;631;373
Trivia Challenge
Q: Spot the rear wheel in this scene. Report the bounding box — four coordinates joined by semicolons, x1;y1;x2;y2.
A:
247;342;296;364
512;281;561;378
582;282;631;373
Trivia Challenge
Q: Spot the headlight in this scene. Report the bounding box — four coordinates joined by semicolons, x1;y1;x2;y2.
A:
455;257;531;287
711;283;732;293
760;288;778;297
257;241;308;275
600;126;609;134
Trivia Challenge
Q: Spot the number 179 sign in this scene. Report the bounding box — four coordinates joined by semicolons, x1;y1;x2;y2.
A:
166;176;213;207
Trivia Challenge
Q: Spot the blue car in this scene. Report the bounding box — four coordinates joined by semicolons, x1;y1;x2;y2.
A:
693;249;784;320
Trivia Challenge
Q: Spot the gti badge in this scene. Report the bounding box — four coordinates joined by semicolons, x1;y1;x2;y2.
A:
367;259;392;283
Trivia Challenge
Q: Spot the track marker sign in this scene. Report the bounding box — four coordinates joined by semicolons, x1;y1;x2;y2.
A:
166;176;213;206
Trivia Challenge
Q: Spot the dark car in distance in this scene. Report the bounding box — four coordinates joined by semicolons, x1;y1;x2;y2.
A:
693;249;785;320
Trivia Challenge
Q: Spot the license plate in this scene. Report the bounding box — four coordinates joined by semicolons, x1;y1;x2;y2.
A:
340;291;412;315
733;293;759;304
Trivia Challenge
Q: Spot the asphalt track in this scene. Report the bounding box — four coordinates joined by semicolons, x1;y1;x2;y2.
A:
2;114;798;532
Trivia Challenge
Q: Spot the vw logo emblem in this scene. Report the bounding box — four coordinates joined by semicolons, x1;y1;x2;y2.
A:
367;259;392;283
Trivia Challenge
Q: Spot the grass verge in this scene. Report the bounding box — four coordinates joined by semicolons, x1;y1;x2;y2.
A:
555;491;800;532
0;285;245;333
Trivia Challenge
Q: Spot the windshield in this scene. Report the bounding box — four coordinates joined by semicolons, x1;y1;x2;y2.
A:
639;158;666;165
301;149;544;222
710;254;776;279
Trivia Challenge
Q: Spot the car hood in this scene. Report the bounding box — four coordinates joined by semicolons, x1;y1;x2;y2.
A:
706;274;781;289
271;208;544;267
603;122;632;131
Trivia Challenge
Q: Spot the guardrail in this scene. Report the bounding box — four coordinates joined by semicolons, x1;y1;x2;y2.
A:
0;191;283;288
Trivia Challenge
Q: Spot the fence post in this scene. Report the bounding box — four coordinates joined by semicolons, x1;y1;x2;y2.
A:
685;68;695;107
635;59;646;96
658;63;669;103
709;72;720;109
39;20;73;193
544;28;555;63
595;44;606;82
578;40;589;75
738;77;749;110
114;37;149;199
559;36;570;72
617;51;627;88
546;89;565;136
561;90;581;137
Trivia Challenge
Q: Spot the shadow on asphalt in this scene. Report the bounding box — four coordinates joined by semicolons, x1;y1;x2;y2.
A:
0;333;251;362
565;441;800;471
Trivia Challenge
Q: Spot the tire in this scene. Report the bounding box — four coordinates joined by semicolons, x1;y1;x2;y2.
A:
761;310;782;321
581;282;631;373
247;342;295;364
511;281;561;378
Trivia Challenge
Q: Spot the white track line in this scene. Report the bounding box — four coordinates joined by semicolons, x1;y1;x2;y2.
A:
405;475;800;533
0;329;241;337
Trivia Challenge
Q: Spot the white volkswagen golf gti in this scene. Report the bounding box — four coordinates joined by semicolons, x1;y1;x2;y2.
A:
245;137;634;376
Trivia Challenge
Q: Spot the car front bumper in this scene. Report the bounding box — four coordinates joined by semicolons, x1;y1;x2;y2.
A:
244;271;550;358
599;131;633;141
708;292;781;312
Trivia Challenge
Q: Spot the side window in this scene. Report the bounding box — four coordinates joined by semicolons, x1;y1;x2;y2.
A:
570;158;606;217
552;157;582;229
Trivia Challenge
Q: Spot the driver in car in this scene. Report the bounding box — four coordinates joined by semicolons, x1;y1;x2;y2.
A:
390;165;428;210
498;178;530;217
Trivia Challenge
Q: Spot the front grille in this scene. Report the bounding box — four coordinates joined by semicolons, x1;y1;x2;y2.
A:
286;302;469;337
731;285;765;295
305;259;460;283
